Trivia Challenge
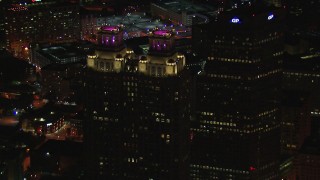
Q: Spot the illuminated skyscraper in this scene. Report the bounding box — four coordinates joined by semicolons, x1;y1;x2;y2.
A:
84;26;192;179
190;5;284;180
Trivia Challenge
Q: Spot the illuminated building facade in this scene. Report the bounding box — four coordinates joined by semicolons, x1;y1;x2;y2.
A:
190;5;284;179
3;0;80;58
84;26;192;179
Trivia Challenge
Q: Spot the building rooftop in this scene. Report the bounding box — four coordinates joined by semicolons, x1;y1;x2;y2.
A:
90;13;191;40
35;44;87;65
223;2;276;17
40;47;78;60
214;3;285;27
153;0;216;15
151;30;174;38
97;13;164;38
101;26;121;33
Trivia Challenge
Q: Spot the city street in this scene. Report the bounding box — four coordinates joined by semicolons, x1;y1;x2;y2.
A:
46;123;70;141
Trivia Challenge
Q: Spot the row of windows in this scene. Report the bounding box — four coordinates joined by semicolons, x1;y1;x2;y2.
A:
200;120;237;127
93;114;173;125
156;118;171;123
93;116;119;122
281;122;294;126
208;57;260;64
207;74;241;80
191;128;209;133
273;51;283;57
257;108;278;118
200;112;213;116
152;112;166;117
256;35;281;45
190;164;249;174
199;112;269;121
284;72;320;78
286;144;297;148
248;69;281;80
123;81;138;86
195;123;279;134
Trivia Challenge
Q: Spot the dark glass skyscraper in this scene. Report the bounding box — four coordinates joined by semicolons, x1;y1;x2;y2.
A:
84;26;192;179
190;5;285;180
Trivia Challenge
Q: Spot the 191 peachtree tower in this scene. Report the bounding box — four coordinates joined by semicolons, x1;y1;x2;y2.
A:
84;26;193;179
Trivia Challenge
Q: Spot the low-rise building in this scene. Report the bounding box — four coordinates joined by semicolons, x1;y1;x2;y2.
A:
31;44;87;68
150;0;216;26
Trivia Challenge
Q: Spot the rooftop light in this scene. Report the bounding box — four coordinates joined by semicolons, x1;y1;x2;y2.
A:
268;14;274;20
231;17;240;24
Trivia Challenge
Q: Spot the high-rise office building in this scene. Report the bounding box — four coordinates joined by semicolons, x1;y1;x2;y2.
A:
190;4;284;179
84;26;192;179
3;0;80;58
